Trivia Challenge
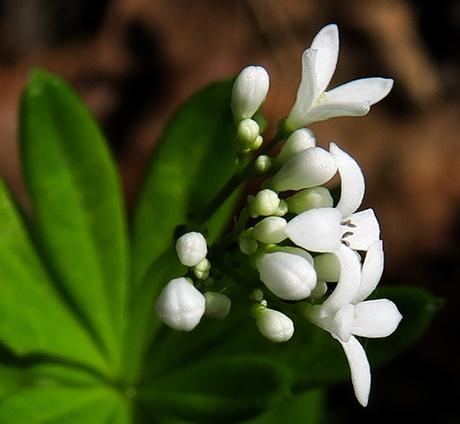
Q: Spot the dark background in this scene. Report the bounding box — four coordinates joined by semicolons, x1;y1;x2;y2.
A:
0;1;458;422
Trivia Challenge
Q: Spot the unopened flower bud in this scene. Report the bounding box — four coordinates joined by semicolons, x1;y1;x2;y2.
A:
252;135;264;150
254;155;272;174
253;217;287;244
231;66;270;122
276;128;316;165
204;292;231;319
272;199;288;217
254;306;294;343
175;232;208;267
286;187;334;214
270;147;337;192
314;253;341;282
155;278;206;331
256;251;317;300
236;119;260;150
193;258;211;280
250;189;280;217
239;229;258;255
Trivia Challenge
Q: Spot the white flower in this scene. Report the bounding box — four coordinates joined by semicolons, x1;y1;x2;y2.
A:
231;66;270;122
175;232;208;267
204;292;232;320
256;250;316;300
304;240;401;406
284;143;380;252
155;278;206;331
270;147;337;192
286;24;394;130
254;307;294;343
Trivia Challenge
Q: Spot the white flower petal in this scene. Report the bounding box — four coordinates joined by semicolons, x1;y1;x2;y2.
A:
336;335;371;407
303;101;370;126
330;143;365;218
333;304;355;342
310;23;339;94
326;77;394;105
352;299;402;338
345;209;380;251
320;245;362;314
353;240;384;303
175;232;208;267
271;147;337;192
286;49;318;130
253;217;287;244
285;207;342;253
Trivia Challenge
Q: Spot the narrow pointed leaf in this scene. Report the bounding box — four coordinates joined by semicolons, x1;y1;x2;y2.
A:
19;69;129;367
0;181;108;372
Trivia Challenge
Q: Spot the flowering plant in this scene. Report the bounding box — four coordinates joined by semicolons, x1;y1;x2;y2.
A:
0;25;439;422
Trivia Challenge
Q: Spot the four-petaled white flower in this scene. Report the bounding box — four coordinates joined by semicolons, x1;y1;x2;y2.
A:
304;240;402;406
286;24;394;130
285;143;380;253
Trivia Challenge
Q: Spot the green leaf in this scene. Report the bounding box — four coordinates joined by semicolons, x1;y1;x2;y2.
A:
241;389;324;424
19;69;129;369
131;80;239;284
0;181;108;372
139;355;291;423
0;385;121;423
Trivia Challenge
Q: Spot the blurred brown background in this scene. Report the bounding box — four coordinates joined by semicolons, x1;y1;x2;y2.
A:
0;0;458;422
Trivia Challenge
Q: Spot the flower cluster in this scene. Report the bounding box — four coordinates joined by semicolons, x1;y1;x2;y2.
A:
155;24;402;407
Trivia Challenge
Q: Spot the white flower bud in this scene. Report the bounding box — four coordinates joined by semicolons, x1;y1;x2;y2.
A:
252;135;264;151
236;119;260;150
272;199;288;217
286;187;334;214
254;155;272;174
256;251;317;300
250;189;280;217
253;217;287;244
231;66;270;121
204;292;231;319
254;306;294;343
314;253;341;282
155;278;206;331
276;128;316;165
193;258;211;280
239;229;259;255
175;232;208;267
270;147;337;192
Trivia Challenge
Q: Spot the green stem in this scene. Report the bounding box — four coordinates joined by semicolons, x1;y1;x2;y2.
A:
195;131;285;225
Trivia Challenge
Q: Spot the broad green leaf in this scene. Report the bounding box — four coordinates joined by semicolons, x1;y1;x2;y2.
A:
139;355;291;423
242;389;324;424
19;69;129;369
123;249;184;383
0;181;108;372
146;285;439;391
0;365;34;400
0;385;120;423
132;80;239;284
